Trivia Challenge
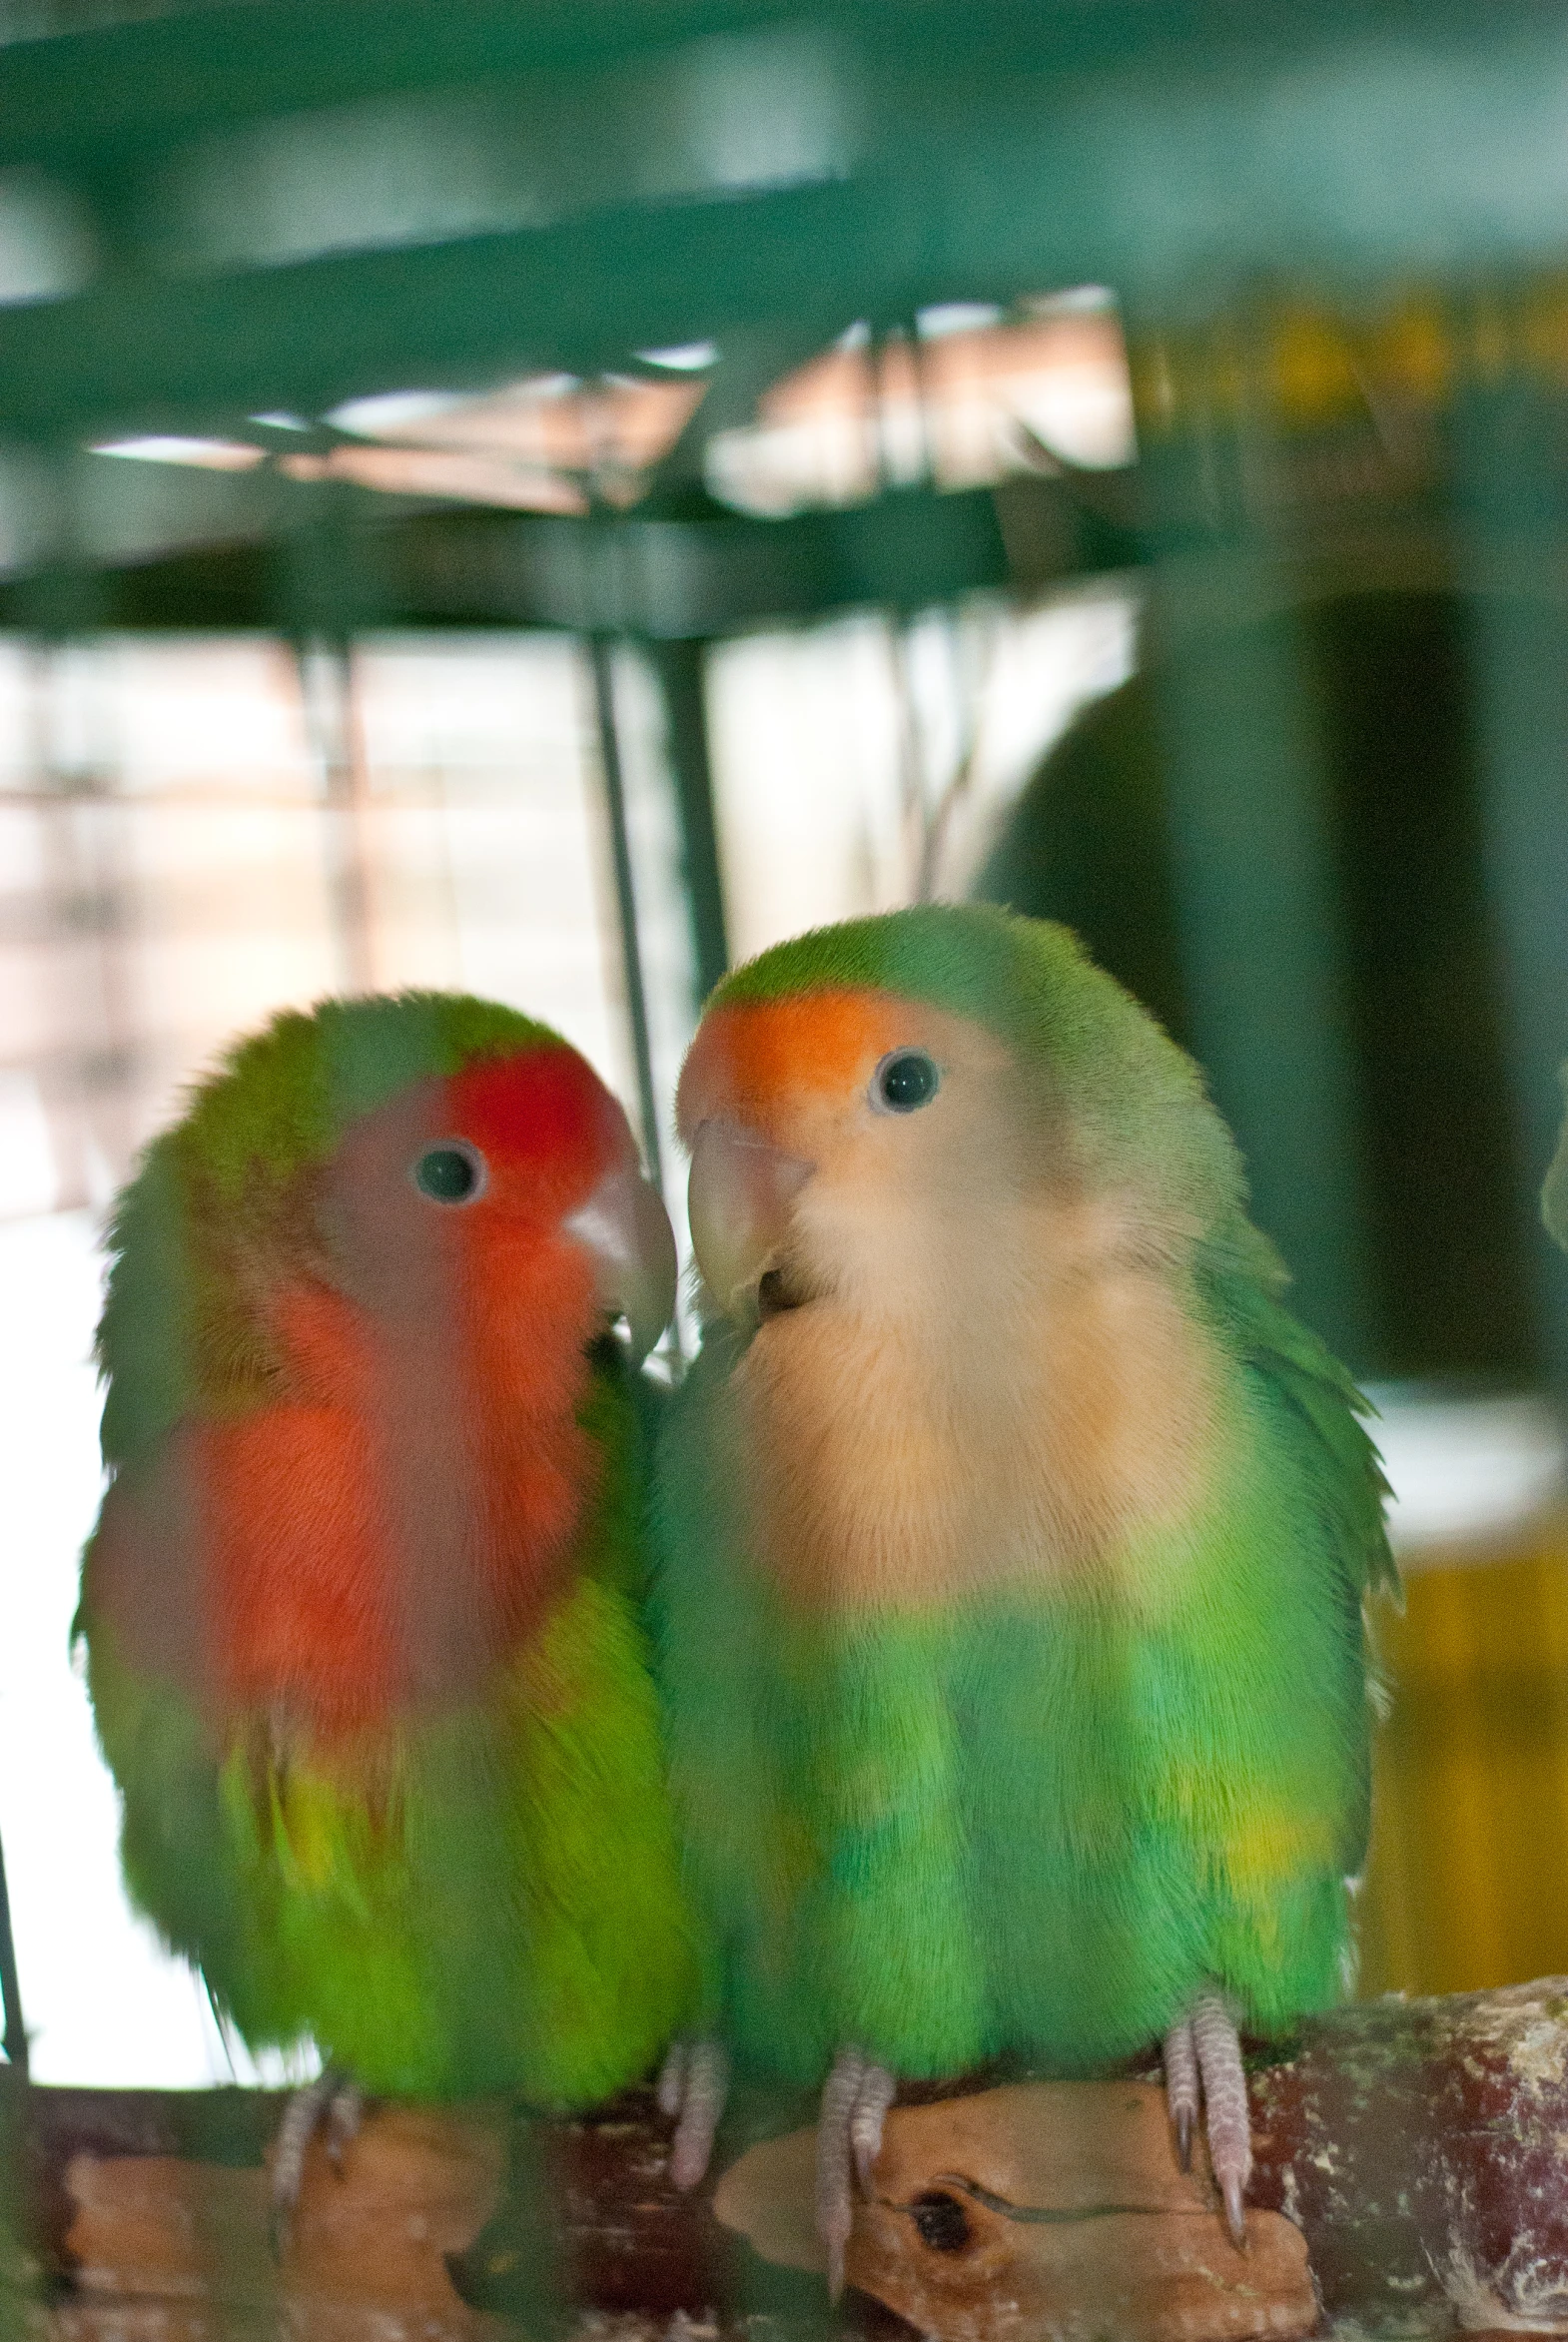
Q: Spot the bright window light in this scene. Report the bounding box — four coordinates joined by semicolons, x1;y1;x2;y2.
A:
0;630;700;2082
917;303;1004;339
633;342;720;371
0;1209;318;2085
1368;1386;1568;1557
90;438;266;471
326;390;473;438
705;588;1140;962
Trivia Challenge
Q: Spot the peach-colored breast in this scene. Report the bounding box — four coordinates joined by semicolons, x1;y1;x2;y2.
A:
731;1188;1225;1614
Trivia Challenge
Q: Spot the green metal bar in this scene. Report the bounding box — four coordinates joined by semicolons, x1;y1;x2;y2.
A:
1454;380;1568;1401
588;637;665;1197
0;477;1022;633
16;9;1568;439
0;181;877;438
1123;301;1376;1367
646;637;729;1005
0;1830;27;2079
0;0;805;164
1142;552;1374;1367
294;639;378;997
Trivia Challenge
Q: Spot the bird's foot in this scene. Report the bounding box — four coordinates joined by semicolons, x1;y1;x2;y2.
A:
1164;1991;1251;2249
656;2037;731;2191
269;2069;364;2255
817;2045;897;2304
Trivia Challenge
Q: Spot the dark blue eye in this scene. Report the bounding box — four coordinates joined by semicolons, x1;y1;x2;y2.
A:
871;1049;940;1115
411;1141;487;1203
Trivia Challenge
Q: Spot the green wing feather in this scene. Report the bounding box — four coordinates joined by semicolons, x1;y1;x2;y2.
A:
1201;1220;1397;1608
88;1580;692;2101
1196;1220;1398;1887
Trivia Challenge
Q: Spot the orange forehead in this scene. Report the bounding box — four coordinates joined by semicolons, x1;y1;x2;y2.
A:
678;991;914;1138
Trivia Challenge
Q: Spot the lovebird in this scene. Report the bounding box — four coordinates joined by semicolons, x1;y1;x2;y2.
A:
652;905;1394;2290
78;992;694;2207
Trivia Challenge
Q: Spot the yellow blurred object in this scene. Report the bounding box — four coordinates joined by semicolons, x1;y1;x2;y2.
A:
1268;308;1365;427
1357;1513;1568;1996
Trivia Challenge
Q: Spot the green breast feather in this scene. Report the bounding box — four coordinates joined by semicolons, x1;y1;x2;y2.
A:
85;1346;694;2103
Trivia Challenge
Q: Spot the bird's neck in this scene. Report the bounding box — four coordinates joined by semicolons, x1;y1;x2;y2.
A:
221;1271;601;1734
729;1190;1224;1614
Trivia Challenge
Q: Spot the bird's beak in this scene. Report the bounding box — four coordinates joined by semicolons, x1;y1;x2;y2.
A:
562;1167;678;1364
687;1117;814;1322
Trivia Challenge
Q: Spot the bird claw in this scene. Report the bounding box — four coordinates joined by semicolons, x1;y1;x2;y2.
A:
849;2060;896;2195
821;2196;852;2307
655;2038;686;2120
817;2045;896;2303
1166;1990;1252;2253
269;2070;362;2257
657;2037;730;2191
1163;2015;1200;2175
325;2081;364;2177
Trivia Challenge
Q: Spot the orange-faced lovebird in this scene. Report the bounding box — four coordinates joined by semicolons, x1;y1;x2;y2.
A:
652;905;1394;2293
77;993;694;2210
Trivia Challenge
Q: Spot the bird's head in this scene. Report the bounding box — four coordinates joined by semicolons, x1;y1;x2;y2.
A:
678;906;1244;1341
680;987;1031;1333
319;1022;675;1369
98;993;676;1470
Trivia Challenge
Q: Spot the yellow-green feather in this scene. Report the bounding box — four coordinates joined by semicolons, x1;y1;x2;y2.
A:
89;1574;692;2099
85;1348;696;2101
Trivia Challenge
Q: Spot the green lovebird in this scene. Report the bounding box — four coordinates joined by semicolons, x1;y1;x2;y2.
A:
77;993;695;2201
651;905;1395;2290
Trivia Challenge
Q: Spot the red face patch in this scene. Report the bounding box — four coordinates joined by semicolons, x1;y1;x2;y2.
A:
447;1046;632;1212
196;1042;641;1737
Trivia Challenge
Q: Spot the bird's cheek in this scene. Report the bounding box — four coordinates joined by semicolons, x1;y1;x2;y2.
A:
687;1119;815;1321
319;1186;456;1316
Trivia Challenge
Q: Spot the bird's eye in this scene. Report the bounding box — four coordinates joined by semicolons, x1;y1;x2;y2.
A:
870;1049;940;1115
410;1141;487;1204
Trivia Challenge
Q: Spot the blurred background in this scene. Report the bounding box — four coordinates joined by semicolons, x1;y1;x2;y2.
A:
3;0;1568;2085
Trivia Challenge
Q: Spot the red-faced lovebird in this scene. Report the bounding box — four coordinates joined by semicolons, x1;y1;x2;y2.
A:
651;905;1394;2293
78;992;694;2212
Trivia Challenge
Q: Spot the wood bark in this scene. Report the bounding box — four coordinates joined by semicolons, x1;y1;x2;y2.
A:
0;1981;1565;2340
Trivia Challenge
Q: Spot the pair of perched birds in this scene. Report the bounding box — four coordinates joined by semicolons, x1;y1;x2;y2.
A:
76;905;1395;2293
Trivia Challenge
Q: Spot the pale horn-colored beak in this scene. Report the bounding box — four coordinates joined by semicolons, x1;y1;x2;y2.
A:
687;1117;814;1322
563;1167;678;1364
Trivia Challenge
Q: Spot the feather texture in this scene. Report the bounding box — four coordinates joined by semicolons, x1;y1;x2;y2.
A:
80;993;693;2101
654;907;1394;2084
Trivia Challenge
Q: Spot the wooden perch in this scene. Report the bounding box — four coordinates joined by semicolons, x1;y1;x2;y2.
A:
712;2086;1316;2341
5;1980;1568;2340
